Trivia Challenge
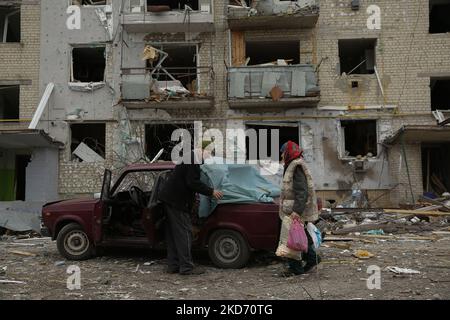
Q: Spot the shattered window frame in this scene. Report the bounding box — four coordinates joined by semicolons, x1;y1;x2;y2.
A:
114;171;159;195
71;0;110;6
338;38;377;76
145;1;202;13
70;123;107;162
0;5;21;43
70;45;107;84
338;119;379;160
147;42;200;93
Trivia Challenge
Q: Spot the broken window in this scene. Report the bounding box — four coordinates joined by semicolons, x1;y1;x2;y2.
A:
429;0;450;34
245;123;299;161
431;78;450;110
71;124;106;162
338;39;376;75
147;44;198;90
147;1;199;11
341;120;377;158
0;6;20;43
245;40;300;66
0;85;19;120
422;144;450;194
145;123;194;161
72;0;107;5
71;46;106;83
15;154;31;201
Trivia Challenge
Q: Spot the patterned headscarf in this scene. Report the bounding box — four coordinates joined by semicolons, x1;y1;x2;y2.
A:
280;141;303;167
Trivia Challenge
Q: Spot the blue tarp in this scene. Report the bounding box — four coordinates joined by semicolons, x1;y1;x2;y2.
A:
198;163;281;218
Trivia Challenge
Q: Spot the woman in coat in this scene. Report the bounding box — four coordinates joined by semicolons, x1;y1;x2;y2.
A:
276;141;321;276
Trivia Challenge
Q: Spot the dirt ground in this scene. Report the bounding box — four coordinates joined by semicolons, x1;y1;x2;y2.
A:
1;233;449;301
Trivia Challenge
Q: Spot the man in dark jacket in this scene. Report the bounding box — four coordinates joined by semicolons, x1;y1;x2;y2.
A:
158;149;223;275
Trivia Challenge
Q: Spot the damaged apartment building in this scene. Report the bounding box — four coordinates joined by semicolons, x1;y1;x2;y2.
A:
3;0;449;210
0;0;61;215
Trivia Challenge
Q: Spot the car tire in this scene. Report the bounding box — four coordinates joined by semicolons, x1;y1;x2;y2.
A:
56;223;94;260
208;229;250;269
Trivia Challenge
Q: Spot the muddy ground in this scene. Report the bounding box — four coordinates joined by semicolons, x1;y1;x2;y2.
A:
0;234;449;300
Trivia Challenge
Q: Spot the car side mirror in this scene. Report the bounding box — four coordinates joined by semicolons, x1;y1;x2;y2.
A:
94;193;101;199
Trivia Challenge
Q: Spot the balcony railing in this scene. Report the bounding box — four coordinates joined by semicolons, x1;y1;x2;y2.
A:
227;0;319;30
121;66;214;108
122;0;214;33
227;64;320;109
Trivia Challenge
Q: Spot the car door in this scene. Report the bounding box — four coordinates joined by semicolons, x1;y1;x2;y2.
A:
142;170;171;245
92;169;112;243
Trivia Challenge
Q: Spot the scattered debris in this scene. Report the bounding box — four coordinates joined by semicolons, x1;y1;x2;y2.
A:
9;250;37;257
353;250;374;259
0;280;26;285
363;229;385;235
55;261;66;267
72;142;105;163
386;267;421;275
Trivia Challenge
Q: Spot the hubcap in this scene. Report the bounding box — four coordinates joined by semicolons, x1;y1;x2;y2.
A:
215;236;240;263
64;231;89;256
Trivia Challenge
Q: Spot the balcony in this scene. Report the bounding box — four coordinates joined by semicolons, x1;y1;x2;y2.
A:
121;66;214;109
122;0;214;33
227;0;319;30
227;64;320;109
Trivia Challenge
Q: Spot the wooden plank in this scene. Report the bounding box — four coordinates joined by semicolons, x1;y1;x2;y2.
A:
384;209;450;217
232;31;245;67
9;250;37;257
419;195;450;212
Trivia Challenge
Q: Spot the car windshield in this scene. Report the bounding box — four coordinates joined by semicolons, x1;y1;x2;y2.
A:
114;171;159;195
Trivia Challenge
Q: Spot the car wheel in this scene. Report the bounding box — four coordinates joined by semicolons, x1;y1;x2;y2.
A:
208;229;250;269
56;223;94;260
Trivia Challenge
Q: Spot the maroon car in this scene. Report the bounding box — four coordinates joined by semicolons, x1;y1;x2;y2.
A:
40;163;281;269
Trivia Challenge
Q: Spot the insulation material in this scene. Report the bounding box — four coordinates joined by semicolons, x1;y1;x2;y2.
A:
142;45;159;62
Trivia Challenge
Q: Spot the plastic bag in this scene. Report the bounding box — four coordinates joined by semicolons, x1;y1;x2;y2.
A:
275;216;302;260
306;222;322;249
287;218;308;252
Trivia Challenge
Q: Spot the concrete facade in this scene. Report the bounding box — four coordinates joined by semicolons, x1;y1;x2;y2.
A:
31;0;450;206
0;0;60;204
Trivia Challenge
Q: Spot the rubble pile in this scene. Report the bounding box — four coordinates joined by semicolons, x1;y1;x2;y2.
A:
318;194;450;240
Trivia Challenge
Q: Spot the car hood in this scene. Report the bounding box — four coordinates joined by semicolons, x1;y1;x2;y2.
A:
43;198;100;211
